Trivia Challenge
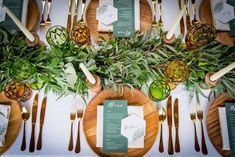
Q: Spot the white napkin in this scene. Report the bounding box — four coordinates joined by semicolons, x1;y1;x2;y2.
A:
218;107;230;150
96;106;144;148
210;0;231;31
0;104;11;147
97;0;140;32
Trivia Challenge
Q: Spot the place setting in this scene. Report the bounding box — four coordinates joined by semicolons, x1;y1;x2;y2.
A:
1;0;235;156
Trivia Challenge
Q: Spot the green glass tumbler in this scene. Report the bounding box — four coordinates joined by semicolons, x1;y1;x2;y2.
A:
149;80;171;102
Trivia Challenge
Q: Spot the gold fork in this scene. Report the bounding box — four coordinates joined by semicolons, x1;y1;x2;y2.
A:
197;104;208;155
40;0;46;26
46;0;52;24
68;111;76;151
190;106;200;152
75;108;83;153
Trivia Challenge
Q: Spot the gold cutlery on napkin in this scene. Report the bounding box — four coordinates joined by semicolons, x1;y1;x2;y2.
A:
75;108;83;153
67;0;73;33
21;106;30;151
158;107;166;153
197;104;208;155
185;0;191;31
190;105;200;152
36;97;47;150
73;0;79;27
46;0;52;24
178;0;185;35
167;96;174;155
29;94;39;152
40;0;46;26
174;98;180;153
68;108;76;151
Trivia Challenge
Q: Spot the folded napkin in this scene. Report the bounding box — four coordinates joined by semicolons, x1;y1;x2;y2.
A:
210;0;231;31
97;0;140;32
218;107;230;150
0;104;11;147
96;106;144;148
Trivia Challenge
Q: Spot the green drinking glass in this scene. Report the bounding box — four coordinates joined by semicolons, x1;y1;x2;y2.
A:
149;80;171;102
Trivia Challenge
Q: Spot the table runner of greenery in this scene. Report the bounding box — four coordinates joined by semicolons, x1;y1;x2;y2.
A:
1;27;235;102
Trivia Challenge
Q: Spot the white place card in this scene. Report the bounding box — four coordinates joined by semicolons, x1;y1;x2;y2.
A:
121;114;146;142
214;2;235;23
96;4;118;26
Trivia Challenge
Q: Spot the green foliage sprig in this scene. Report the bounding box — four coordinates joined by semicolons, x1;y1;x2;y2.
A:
1;27;235;101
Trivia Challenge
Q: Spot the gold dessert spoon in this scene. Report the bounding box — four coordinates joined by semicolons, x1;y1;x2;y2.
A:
158;107;166;153
21;106;30;151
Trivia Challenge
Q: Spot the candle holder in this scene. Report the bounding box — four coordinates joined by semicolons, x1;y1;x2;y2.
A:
149;80;171;102
4;81;32;102
205;72;220;88
165;60;189;85
163;32;176;45
87;75;102;93
46;25;69;47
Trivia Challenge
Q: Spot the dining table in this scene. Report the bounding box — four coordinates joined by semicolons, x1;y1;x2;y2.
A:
2;0;222;156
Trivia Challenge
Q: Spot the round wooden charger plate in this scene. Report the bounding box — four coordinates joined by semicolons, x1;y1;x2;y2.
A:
85;0;152;40
199;0;235;45
206;94;233;157
0;92;21;155
27;0;39;31
83;87;159;157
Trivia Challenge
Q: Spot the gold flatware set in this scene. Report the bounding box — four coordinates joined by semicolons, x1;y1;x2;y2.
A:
158;96;180;155
68;104;84;153
190;103;208;155
40;0;52;27
25;94;48;152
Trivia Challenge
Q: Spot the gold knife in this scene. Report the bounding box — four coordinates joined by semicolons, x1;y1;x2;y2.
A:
167;96;174;155
185;0;191;31
178;0;185;35
29;94;39;152
36;97;47;150
67;0;73;33
158;0;163;28
73;0;79;27
174;98;180;152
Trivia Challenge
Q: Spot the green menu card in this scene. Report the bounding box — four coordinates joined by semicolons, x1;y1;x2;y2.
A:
113;0;135;37
225;103;235;156
227;0;235;36
103;100;128;153
0;0;25;31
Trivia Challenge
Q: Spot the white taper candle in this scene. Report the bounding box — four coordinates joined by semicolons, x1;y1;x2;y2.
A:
166;5;187;40
3;6;35;42
79;63;96;84
210;62;235;81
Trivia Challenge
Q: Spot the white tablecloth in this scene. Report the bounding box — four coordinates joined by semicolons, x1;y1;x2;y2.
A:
3;0;221;156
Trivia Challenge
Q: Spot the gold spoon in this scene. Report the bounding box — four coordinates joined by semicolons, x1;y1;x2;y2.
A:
158;107;166;153
21;106;30;151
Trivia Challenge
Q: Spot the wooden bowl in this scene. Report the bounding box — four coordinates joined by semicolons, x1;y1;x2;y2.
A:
85;0;152;40
27;0;39;31
206;94;233;157
199;0;235;45
0;92;21;155
83;87;159;157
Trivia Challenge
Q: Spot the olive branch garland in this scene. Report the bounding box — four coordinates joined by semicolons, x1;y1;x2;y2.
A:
1;27;235;103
